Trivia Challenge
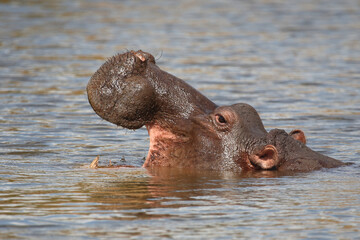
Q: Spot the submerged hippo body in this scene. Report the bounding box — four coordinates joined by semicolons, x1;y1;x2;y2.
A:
87;50;345;172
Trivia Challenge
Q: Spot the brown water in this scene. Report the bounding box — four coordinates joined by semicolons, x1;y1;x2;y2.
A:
1;0;360;239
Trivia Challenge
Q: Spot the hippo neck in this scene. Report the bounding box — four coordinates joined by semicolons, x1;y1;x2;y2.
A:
143;121;229;170
143;122;193;168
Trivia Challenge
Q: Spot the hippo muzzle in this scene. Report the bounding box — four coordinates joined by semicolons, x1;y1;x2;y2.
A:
87;51;158;129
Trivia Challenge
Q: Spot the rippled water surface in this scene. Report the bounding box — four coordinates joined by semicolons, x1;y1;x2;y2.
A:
1;0;360;239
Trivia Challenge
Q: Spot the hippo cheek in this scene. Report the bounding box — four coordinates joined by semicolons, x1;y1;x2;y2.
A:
190;114;220;138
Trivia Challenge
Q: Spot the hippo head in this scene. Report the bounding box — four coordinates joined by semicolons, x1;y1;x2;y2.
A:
87;50;345;172
192;103;344;172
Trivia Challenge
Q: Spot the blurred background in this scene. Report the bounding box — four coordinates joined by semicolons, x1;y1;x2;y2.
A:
0;0;359;239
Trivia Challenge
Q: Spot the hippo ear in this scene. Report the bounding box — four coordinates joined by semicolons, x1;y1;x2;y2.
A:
289;129;306;144
249;145;279;170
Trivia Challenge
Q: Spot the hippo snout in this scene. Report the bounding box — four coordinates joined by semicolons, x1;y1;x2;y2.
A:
87;51;157;129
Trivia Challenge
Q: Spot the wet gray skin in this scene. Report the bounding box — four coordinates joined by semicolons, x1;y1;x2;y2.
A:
87;50;346;172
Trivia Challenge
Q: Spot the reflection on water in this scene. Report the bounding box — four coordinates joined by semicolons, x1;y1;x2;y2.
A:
0;0;359;239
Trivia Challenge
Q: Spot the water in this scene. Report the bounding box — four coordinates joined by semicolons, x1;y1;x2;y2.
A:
1;0;359;239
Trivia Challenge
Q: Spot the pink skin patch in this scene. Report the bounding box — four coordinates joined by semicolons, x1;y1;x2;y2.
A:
143;123;181;167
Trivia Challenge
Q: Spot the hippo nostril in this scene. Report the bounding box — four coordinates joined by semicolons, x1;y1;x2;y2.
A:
131;50;156;64
134;51;146;62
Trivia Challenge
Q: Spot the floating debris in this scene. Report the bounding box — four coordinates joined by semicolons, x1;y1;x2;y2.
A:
89;155;136;169
90;156;99;169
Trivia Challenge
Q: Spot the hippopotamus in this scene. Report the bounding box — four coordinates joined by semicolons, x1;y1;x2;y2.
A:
87;50;346;172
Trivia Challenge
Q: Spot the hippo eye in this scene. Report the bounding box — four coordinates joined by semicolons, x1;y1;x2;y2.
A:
215;114;227;124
